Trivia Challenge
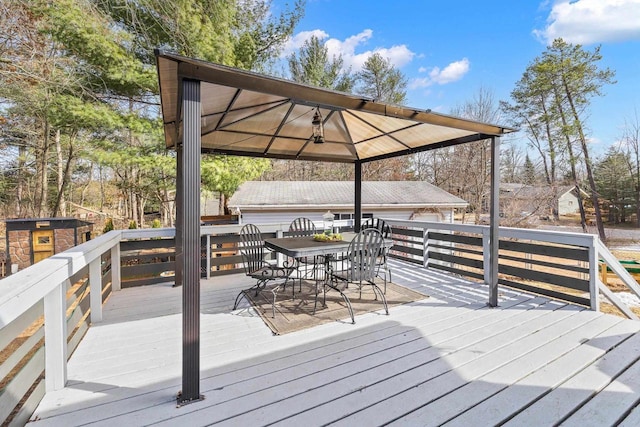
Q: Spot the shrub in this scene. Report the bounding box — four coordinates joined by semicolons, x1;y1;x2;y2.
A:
103;218;114;233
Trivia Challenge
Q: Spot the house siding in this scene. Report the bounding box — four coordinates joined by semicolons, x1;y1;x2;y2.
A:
558;192;579;215
239;208;439;227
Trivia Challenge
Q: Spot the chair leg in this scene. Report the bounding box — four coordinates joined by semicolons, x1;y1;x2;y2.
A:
371;283;389;315
325;275;354;324
271;287;278;318
385;263;391;293
313;277;321;314
383;268;387;294
339;291;355;324
233;290;247;310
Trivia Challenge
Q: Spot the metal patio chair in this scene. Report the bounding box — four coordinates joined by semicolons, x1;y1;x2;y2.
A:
362;217;392;293
233;224;294;318
288;217;320;289
326;228;389;324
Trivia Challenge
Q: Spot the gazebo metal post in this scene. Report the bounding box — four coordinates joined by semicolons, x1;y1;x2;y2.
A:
175;145;183;288
177;78;203;404
488;136;501;307
354;162;362;232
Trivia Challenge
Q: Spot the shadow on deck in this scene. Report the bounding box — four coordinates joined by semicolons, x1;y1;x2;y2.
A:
28;261;640;426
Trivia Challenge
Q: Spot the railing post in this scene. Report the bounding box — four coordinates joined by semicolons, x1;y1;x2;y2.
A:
111;242;121;292
482;228;491;288
588;235;599;312
423;227;429;268
44;282;67;391
206;234;211;279
488;136;500;307
90;257;103;323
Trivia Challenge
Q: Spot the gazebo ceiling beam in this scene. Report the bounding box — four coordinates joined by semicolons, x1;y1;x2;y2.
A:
196;132;495;164
344;109;413;151
265;103;296;155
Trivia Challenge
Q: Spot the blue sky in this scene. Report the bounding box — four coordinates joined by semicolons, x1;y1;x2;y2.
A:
272;0;640;157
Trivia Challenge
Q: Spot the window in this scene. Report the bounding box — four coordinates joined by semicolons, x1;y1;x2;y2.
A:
334;213;373;220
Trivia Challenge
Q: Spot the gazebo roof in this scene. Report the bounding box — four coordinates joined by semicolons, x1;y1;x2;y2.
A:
156;51;515;163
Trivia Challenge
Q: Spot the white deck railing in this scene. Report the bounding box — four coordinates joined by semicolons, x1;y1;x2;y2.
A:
1;221;639;425
384;219;640;320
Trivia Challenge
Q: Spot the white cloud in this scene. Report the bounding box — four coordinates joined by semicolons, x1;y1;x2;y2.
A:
409;58;471;89
282;29;415;72
534;0;640;44
281;30;329;57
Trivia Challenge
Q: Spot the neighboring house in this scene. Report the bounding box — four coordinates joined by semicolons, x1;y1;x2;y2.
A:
4;218;94;271
500;183;584;217
228;181;468;226
557;187;584;215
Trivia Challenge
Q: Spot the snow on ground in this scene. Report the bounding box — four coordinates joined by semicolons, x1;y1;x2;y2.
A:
614;291;640;307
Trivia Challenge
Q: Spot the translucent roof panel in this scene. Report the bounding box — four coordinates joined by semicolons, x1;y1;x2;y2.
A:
231;88;288;110
157;52;515;163
355;136;408;160
200;84;237;116
271;104;316;140
221;103;289;135
348;110;416;134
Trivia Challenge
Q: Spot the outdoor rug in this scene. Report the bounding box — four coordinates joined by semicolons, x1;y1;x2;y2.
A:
244;279;428;335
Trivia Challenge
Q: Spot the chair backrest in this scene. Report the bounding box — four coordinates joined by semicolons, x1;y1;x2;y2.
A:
345;228;385;283
239;224;265;275
288;217;316;237
362;217;391;238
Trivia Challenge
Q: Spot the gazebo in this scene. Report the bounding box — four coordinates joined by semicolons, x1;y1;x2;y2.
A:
154;50;515;404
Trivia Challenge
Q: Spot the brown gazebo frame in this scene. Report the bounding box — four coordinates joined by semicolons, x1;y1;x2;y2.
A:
155;50;515;404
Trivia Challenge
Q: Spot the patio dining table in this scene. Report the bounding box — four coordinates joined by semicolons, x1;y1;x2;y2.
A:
264;232;392;315
264;232;358;260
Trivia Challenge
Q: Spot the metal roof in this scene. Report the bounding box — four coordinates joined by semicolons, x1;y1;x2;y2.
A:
228;181;468;208
156;51;515;164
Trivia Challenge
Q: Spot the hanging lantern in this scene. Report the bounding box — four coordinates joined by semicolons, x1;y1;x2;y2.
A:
312;107;325;144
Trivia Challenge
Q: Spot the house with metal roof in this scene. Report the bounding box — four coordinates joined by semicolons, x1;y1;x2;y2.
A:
228;181;467;225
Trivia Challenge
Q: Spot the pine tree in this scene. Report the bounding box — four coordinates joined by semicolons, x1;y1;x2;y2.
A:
356;53;407;104
522;154;536;185
502;39;615;238
288;35;356;92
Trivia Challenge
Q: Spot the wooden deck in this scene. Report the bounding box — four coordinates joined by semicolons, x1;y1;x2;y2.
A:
28;260;640;426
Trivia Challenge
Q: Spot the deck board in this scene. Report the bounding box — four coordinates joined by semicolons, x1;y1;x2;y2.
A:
444;318;640;426
28;260;640;426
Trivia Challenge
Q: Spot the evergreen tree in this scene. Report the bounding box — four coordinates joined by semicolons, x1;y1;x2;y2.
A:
0;0;303;223
594;147;633;223
356;53;407;104
522;154;537;185
288;35;355;92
